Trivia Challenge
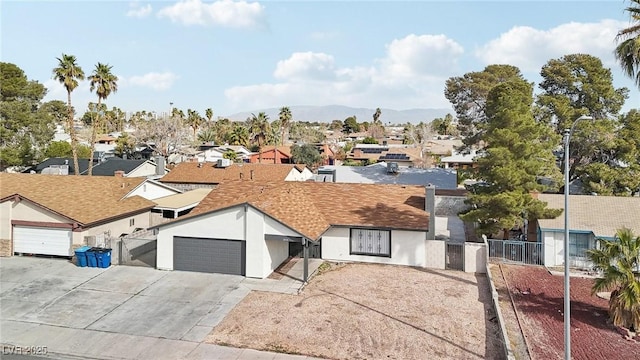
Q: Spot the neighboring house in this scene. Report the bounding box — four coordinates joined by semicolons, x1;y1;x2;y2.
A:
124;179;182;201
23;158;91;175
215;145;253;162
87;158;168;178
249;146;292;164
158;162;313;191
153;181;433;278
195;148;225;163
316;162;458;189
535;194;640;269
313;143;336;165
440;150;480;169
0;173;156;257
348;144;424;166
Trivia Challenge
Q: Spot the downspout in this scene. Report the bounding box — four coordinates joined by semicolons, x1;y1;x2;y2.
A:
303;237;309;283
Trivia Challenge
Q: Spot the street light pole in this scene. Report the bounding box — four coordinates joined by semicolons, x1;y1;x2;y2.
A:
563;114;593;360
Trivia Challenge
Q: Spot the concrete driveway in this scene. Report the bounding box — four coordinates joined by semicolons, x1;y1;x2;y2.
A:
0;257;320;360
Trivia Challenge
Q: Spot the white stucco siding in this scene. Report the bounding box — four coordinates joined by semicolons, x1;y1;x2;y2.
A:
126;182;179;200
156;206;246;271
321;227;427;267
264;239;288;276
284;168;314;181
425;240;445;269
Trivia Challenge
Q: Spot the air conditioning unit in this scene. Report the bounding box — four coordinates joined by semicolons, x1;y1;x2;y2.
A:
387;162;399;174
217;158;233;168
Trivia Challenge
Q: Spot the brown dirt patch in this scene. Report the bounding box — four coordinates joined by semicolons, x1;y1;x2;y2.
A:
500;264;640;360
207;263;504;360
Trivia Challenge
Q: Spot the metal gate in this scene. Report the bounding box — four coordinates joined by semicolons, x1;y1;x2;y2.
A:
118;237;157;267
487;239;542;265
446;242;464;271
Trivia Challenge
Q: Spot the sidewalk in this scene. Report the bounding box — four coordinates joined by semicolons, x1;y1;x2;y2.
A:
1;320;321;360
241;258;324;294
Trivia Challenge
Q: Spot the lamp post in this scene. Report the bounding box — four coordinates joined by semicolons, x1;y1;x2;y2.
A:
563;114;593;360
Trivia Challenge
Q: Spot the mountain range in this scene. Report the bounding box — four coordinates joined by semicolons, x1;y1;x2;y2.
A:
225;105;453;124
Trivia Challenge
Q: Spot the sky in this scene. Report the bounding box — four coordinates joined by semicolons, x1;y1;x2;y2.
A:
2;0;639;119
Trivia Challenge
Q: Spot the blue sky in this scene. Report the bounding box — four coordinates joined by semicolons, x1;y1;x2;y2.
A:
2;0;638;119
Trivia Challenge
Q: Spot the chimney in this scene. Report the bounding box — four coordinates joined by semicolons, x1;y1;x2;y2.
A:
425;184;436;240
115;170;125;177
250;169;254;180
155;155;165;175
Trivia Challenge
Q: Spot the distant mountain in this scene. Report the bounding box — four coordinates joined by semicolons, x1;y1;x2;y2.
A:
225;105;453;124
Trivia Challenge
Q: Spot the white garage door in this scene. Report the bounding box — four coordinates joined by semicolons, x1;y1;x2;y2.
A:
13;226;73;256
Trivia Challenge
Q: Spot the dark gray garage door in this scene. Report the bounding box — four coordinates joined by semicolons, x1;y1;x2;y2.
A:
173;237;246;275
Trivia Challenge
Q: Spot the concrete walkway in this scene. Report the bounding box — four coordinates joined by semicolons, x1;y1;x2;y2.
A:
1;257;324;360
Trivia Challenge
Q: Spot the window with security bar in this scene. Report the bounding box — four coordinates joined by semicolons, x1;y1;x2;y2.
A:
350;228;391;257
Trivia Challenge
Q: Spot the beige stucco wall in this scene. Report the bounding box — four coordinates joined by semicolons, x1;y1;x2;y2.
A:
321;227;428;267
464;242;487;273
425;240;446;269
75;211;151;247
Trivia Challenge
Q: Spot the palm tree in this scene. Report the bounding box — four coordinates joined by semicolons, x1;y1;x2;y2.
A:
52;54;85;175
373;107;382;124
197;127;217;143
248;112;271;163
587;228;640;331
228;123;249;147
205;108;214;122
186;109;203;141
87;62;118;175
615;0;640;88
278;106;292;146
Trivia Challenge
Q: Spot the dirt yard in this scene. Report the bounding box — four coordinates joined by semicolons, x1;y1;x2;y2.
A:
207;263;504;360
499;264;640;360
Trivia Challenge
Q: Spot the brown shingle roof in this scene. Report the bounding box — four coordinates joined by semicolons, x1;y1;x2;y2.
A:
159;162;298;184
0;173;155;226
537;194;640;238
186;181;428;240
257;145;292;157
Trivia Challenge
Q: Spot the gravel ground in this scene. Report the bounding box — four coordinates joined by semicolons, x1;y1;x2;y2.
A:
207;262;504;360
500;264;640;360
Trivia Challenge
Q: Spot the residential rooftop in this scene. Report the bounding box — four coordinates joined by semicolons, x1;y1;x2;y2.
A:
159;162;305;184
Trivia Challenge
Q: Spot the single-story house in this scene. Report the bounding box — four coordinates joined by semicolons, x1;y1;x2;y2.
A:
158;162;313;191
249;146;292;164
23;158;90;175
440;150;480;169
153;181;436;278
0;173;156;257
535;193;640;269
214;145;253;162
86;158;168;178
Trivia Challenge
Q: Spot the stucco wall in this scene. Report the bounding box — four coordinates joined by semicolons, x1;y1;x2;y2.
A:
11;200;70;224
0;201;11;256
321;227;427;267
127;163;157;177
425;240;445;269
264;239;288;276
76;211;151;246
464;242;486;273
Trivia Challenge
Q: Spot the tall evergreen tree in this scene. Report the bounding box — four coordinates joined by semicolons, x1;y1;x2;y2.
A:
461;80;562;237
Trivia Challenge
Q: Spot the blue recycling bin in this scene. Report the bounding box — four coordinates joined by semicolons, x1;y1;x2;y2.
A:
95;248;112;268
87;248;98;268
74;246;90;267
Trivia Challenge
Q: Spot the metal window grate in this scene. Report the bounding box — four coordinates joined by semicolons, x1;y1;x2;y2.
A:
350;229;390;256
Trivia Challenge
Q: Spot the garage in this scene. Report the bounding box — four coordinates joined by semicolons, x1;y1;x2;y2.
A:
173;236;246;275
13;225;73;256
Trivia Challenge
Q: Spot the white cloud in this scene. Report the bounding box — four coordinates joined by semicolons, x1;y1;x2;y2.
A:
43;79;94;110
126;2;152;18
274;52;337;81
126;72;179;91
157;0;266;29
475;19;625;71
225;34;463;111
